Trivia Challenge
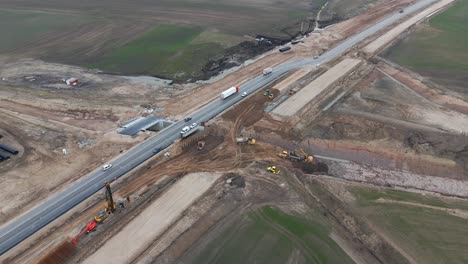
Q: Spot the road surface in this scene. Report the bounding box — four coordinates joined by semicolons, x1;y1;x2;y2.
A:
0;0;440;255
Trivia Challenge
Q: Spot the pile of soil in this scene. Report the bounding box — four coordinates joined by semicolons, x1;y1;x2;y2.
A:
297;162;329;174
224;173;245;188
304;114;386;141
201;40;277;80
35;240;76;264
405;132;468;171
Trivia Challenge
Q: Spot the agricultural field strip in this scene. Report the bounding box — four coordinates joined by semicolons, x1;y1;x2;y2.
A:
363;0;457;53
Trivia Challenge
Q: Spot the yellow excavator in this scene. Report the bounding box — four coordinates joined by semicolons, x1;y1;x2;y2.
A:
267;166;280;175
95;181;116;223
278;149;314;163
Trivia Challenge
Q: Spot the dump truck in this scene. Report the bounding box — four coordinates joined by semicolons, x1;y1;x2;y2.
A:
289;87;299;95
236;137;256;145
278;149;314;163
263;68;273;75
220;86;239;99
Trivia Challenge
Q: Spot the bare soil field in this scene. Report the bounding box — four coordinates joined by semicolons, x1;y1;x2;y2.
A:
299;67;468;176
0;111;137;225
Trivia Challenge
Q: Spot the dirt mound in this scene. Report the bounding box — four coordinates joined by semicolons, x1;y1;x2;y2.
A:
222;89;271;127
297;162;329;174
303;114;386;141
34;240;76;264
405;132;468;171
224;173;245;188
201;40;276;80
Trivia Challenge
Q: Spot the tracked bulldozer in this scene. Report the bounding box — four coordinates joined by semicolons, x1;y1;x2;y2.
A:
267;166;280;175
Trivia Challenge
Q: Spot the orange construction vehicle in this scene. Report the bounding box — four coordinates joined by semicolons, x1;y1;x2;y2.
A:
71;221;97;244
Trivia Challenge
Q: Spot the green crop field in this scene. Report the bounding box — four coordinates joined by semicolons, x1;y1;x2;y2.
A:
383;0;468;92
192;206;353;264
89;24;226;81
350;187;468;264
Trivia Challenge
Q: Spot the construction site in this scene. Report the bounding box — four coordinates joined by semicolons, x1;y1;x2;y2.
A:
1;0;468;263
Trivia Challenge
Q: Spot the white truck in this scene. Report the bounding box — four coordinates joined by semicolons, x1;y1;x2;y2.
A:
180;124;200;138
263;68;273;75
220;86;239;99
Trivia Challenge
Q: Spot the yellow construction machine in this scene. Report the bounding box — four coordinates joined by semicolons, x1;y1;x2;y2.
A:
236;137;256;145
95;181;116;223
267;166;280;175
278;149;314;163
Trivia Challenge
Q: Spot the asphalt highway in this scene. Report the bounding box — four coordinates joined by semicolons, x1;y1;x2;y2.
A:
0;0;439;255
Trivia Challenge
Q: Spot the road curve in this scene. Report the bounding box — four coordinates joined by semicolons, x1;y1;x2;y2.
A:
0;0;439;256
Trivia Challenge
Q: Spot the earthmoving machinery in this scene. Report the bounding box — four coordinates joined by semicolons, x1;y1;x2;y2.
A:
94;181;116;223
197;141;206;150
278;149;314;163
267;166;280;175
236;137;256;145
71;221;97;244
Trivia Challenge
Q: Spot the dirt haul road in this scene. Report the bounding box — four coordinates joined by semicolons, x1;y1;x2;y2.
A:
83;172;222;264
272;58;362;117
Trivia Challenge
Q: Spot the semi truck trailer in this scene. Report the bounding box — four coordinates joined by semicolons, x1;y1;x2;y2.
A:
220;86;239;99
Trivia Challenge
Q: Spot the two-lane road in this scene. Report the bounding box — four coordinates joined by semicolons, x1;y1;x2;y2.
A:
0;0;439;255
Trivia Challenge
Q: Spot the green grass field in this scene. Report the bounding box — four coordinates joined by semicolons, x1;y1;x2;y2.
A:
0;9;87;52
90;24;226;81
383;0;468;91
192;206;353;264
350;187;468;264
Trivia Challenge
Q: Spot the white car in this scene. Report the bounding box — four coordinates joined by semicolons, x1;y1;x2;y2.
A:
190;123;198;129
241;92;247;97
102;164;113;171
181;126;190;134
